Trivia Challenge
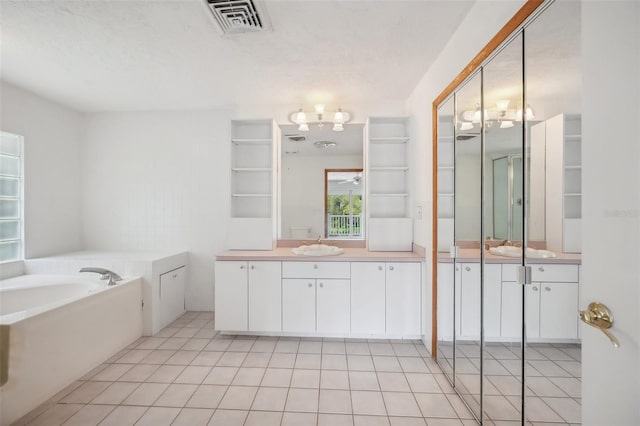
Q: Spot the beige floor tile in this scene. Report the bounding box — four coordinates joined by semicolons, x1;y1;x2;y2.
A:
445;394;474;420
399;357;430;373
405;373;441;393
319;413;354;426
541;397;581;423
281;412;317;426
349;371;381;391
91;382;139;405
135;406;180;426
158;337;189;350
383;392;422;417
261;368;293;387
374;356;403;372
275;340;300;353
251;386;288;411
79;364;108;381
186;384;227;409
117;364;159;382
423;419;464;426
269;353;297;368
298;341;323;354
369;343;395;356
393;343;421;357
486;375;522;396
122;382;169;406
29;404;84;426
414;393;458;418
353;414;391;425
91;363;133;381
174;365;212;384
203;366;238;385
60;404;113;426
181;338;211;351
153;383;198;407
322;354;348;370
291;369;321;388
549;377;581;398
285;388;319;412
174;328;199;338
97;406;146;426
195;329;217;339
146;365;185;383
191;351;223;366
115;349;152;364
321;370;350;390
251;340;277;353
171;408;214;426
348;355;375;371
61;381;111;404
154;327;180;338
323;342;347;354
351;390;387;416
482;395;521;421
244;410;283;426
228;339;256;352
347;342;371;355
166;350;199;365
526;377;568;397
218;385;259;410
136;337;167;350
141;349;176;364
207;409;248;426
203;339;232;351
389;416;428;425
295;353;322;369
242;352;272;367
319;389;352;414
231;367;265;386
377;372;411;392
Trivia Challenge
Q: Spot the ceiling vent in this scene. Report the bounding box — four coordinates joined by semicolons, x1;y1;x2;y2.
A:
204;0;271;36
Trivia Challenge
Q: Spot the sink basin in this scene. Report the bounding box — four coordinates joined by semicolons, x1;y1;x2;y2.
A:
489;246;556;259
291;244;344;256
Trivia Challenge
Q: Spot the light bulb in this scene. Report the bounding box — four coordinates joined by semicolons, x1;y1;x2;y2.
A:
500;120;514;129
295;109;306;125
298;123;309;132
460;122;474;131
334;109;344;124
314;104;325;114
496;99;510;111
333;123;344;132
526;105;535;120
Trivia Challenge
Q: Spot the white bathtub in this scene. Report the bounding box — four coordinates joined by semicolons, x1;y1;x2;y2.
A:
0;274;143;426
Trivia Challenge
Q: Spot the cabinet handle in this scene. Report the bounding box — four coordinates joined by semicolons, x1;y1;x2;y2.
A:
538;267;544;272
251;265;255;270
465;266;471;272
314;264;318;269
319;282;324;288
532;286;539;291
378;265;383;271
455;267;459;271
240;265;244;269
389;266;394;271
308;283;313;288
545;286;551;291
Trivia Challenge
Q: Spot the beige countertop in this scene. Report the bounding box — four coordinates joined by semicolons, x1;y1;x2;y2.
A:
437;248;581;264
216;247;425;262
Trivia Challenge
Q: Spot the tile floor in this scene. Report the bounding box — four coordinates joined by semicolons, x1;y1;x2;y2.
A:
14;312;581;426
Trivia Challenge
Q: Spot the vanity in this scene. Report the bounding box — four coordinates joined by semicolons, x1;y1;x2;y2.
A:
215;247;424;339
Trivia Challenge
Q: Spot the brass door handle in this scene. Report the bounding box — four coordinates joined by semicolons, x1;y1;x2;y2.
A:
579;302;620;348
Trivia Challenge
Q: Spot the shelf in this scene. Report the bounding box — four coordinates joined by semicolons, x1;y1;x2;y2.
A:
438;193;454;197
438;165;454;170
369;137;409;144
370;166;409;171
565;134;582;140
564;193;582;197
564;165;582;170
370;193;409;197
232;138;272;146
231;193;272;198
232;168;272;172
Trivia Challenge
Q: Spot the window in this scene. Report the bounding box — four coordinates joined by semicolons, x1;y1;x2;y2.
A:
0;132;23;262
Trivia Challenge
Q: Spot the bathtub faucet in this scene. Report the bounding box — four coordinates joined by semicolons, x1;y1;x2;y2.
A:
79;267;123;286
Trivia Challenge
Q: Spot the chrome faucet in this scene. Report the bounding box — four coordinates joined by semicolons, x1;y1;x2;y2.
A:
79;267;122;286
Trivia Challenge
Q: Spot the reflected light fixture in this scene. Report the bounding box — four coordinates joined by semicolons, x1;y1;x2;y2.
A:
459;100;535;129
289;104;351;132
459;122;474;131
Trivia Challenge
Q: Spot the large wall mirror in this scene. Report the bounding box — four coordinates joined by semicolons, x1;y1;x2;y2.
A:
279;123;365;240
434;0;581;424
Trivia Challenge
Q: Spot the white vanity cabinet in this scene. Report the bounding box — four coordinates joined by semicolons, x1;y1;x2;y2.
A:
159;267;186;330
385;262;421;336
458;263;501;339
351;262;386;334
214;260;282;332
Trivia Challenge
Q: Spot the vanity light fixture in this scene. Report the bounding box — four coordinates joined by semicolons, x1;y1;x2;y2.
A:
459;101;535;129
289;104;351;132
459;122;474;131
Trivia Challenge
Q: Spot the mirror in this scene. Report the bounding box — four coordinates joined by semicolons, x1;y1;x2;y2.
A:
279;123;364;239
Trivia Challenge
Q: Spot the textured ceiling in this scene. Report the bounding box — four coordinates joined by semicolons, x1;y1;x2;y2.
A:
0;0;474;112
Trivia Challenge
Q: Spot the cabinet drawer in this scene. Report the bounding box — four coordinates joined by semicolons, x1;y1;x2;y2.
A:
282;261;350;279
531;264;578;282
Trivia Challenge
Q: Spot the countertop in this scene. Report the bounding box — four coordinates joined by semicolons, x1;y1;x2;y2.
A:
216;247;425;262
437;248;581;264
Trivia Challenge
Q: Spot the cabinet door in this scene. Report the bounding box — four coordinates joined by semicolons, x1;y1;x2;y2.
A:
484;264;502;340
248;261;282;332
386;262;421;336
501;282;540;339
282;279;316;332
539;282;578;339
159;266;186;329
214;261;248;331
317;279;350;333
460;263;481;338
526;284;541;339
351;262;385;334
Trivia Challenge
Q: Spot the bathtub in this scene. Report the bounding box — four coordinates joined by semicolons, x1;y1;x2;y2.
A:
0;274;142;426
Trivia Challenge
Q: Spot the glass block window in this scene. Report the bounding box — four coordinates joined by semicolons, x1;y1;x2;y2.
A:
0;132;23;263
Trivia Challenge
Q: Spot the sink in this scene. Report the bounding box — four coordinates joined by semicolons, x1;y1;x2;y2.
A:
291;244;344;256
489;246;556;259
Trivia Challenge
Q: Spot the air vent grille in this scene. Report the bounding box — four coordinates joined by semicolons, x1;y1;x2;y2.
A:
205;0;270;35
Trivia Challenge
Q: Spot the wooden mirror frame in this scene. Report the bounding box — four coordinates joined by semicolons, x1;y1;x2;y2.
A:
430;0;545;356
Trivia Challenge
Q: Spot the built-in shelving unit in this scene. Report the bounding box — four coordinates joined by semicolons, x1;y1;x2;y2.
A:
437;114;455;251
366;117;413;251
545;113;582;253
229;119;279;250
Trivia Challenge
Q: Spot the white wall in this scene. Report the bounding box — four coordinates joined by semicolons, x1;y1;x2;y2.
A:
281;154;362;238
404;0;526;350
581;2;639;424
81;110;232;311
0;81;83;259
